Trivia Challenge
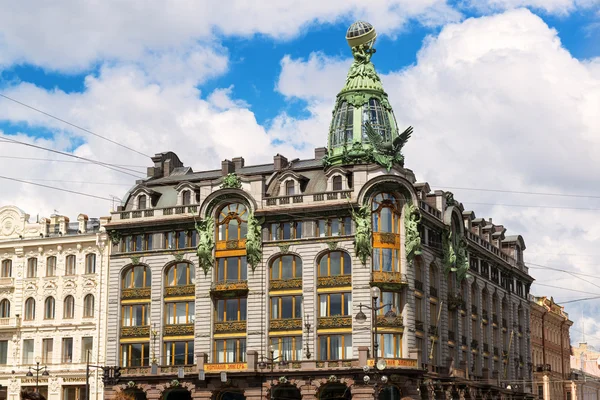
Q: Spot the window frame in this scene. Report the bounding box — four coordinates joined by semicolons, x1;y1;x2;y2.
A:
316;217;352;237
165;301;195;325
269;336;302;361
216;256;247;282
62;337;73;363
64;295;75;319
24;297;36;320
120;342;149;367
318;293;352;317
121;304;150;327
26;258;37;278
268;222;303;241
0;299;10;318
216;298;247;322
65;255;76;275
1;260;12;277
317;251;352;277
270;295;302;320
83;294;95;318
163;340;194;365
270;255;302;280
166;262;195;287
122;265;151;289
317;334;352;361
46;256;56;277
85;254;96;274
217;203;248;242
44;297;56;320
213;338;246;363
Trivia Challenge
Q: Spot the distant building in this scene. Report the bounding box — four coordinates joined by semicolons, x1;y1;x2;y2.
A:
0;206;109;400
103;21;534;400
570;342;600;399
530;295;573;400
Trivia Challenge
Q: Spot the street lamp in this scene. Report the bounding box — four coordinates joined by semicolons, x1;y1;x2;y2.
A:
355;287;398;364
26;356;49;391
258;345;289;372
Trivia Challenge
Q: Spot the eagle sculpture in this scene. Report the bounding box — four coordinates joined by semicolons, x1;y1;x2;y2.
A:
363;121;413;170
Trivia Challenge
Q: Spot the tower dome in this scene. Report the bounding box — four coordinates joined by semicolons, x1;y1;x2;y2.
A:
325;21;412;171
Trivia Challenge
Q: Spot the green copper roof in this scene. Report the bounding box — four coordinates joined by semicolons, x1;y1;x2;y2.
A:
324;21;413;171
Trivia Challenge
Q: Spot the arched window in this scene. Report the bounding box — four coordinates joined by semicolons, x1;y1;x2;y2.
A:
64;296;75;319
217;203;248;242
83;294;94;318
318;383;352;400
0;260;11;277
330;101;354;147
85;254;96;274
44;297;55;319
372;193;402;234
24;298;35;320
138;195;147;210
46;256;56;277
361;98;392;142
429;263;438;290
285;180;295;196
372;193;402;274
318;251;351;276
166;263;195;286
122;266;151;288
378;386;402;400
270;255;302;280
65;255;76;275
27;258;37;278
0;299;10;318
182;190;191;206
332;175;343;191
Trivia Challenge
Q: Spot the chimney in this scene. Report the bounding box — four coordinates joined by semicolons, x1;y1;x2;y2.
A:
232;157;245;170
274;154;288;170
58;216;69;235
39;218;49;237
314;147;327;160
163;159;173;177
222;159;235;175
77;214;89;234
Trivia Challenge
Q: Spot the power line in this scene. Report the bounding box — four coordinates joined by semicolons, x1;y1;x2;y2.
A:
466;201;600;212
557;296;600;304
0;155;147;168
434;185;600;200
532;283;600;296
1;136;146;178
526;263;600;280
0;175;114;201
21;178;131;186
0;92;152;158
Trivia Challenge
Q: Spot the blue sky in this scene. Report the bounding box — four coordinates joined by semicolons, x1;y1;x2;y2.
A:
1;1;600;344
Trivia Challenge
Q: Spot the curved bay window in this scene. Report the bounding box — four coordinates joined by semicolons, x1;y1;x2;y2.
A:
217;203;248;243
24;298;35;320
0;299;9;318
372;193;402;275
330;101;354;147
0;260;10;277
64;296;75;319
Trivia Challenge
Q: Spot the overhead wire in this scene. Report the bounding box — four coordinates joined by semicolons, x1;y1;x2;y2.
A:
0;155;147;169
0;175;114;201
0;92;152;158
430;185;600;200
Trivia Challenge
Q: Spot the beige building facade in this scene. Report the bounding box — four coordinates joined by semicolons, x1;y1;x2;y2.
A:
0;206;109;400
569;343;600;399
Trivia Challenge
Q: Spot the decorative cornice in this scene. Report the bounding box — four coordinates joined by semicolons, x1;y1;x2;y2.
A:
214;321;247;334
317;316;352;329
317;275;351;288
164;324;194;336
121;325;150;338
269;278;302;291
270;318;302;331
121;288;151;300
165;285;195;297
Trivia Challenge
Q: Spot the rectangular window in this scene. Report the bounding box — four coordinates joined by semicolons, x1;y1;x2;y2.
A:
120;343;149;367
165;301;195;324
268;222;303;240
0;260;11;277
46;257;56;277
63;386;86;400
27;258;37;278
332;176;343;191
216;298;247;322
271;296;302;319
121;304;150;326
65;255;76;275
42;338;53;365
378;333;402;358
0;341;7;365
164;340;194;365
23;339;34;364
85;254;96;274
62;338;73;363
318;334;352;360
372;248;400;272
217;257;247;282
81;337;93;363
317;218;352;237
270;336;302;361
214;338;246;363
319;293;352;317
379;292;402;315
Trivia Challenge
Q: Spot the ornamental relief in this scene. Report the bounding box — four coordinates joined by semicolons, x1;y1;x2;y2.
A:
164;324;195;336
317;316;352;329
165;285;195;296
269;278;302;291
213;321;246;334
317;275;351;288
270;318;302;331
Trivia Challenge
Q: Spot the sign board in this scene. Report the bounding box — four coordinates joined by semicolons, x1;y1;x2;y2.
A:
204;363;247;372
366;358;418;368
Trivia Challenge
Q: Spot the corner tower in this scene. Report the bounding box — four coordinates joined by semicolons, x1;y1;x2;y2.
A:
326;21;412;171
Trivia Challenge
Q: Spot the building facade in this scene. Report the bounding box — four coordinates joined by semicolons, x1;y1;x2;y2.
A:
103;21;534;400
570;343;600;399
530;295;573;400
0;206;109;400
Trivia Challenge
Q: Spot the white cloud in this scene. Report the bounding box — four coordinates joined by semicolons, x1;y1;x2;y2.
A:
275;8;600;345
0;0;461;72
463;0;600;14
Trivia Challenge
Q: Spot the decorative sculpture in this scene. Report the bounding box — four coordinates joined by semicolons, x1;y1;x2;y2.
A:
442;230;457;276
404;203;422;265
246;212;264;271
195;217;215;276
351;203;372;265
443;230;470;282
363;121;413;171
220;173;242;189
455;236;470;282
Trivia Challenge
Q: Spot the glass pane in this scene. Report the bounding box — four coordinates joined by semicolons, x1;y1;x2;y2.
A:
226;258;238;281
281;297;293;319
240;257;247;280
240;221;247;239
218;258;225;281
271;261;280;280
189;302;195;323
281;256;293;279
282;223;291;240
271;223;278;240
176;303;186;324
330;294;342;316
240;298;247;321
295;222;303;239
187;341;194;364
217;300;224;322
295;257;302;277
219;224;227;241
178;231;187;248
174;342;186;365
382;248;392;272
373;248;380;272
177;265;187;285
318;220;326;237
330;252;341;275
343;252;352;274
319;256;328;276
271;298;279;319
344;217;352;235
216;340;225;363
344;294;352;316
295;296;302;318
226;300;238;321
319;295;327;317
381;207;393;232
226;340;235;363
131;344;142;366
330;336;341;360
228;219;239;240
239;339;247;362
319;336;328;360
331;219;340;236
344;335;352;359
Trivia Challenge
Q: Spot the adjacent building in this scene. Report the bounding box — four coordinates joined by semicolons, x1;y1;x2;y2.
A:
570;342;600;399
0;206;109;400
102;21;534;400
530;295;573;400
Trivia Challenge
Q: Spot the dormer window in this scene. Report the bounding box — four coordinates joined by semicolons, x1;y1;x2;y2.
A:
285;180;295;196
333;176;343;191
182;190;191;206
138;195;147;210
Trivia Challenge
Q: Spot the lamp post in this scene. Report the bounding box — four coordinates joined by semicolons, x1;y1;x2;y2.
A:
258;346;289;400
26;356;49;391
355;287;398;364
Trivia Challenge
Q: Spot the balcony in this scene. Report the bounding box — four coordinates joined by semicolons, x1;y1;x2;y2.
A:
121;287;151;300
317;316;352;329
164;324;195;336
121;325;150;338
213;321;246;334
372;271;408;290
165;284;195;297
471;305;478;315
0;317;17;329
270;278;302;291
210;280;248;297
447;294;464;310
414;280;424;291
270;318;302;331
317;275;351;288
376;314;404;328
0;277;14;288
264;191;352;207
429;286;438;298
